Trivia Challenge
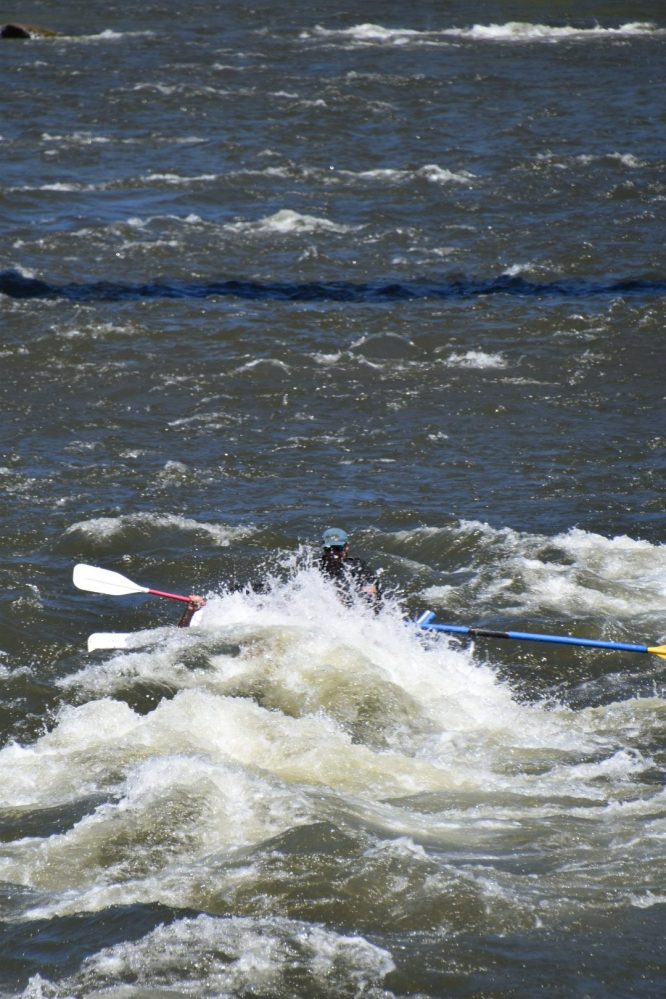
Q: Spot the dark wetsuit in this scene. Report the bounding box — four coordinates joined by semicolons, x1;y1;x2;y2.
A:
320;550;381;606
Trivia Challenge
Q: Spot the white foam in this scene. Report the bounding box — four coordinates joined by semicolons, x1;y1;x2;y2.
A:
42;131;112;145
444;350;507;369
446;21;661;42
64;512;251;547
302;23;424;46
0;698;140;808
241;161;475;187
418;521;666;624
232;357;292;376
140;171;218;185
630;891;666;909
2;264;37;279
37;182;97;192
301;21;661;47
356;163;475;185
536;151;649;170
225;208;359;236
2;554;662;925
578;152;647;168
67;915;395;995
66;29;157;43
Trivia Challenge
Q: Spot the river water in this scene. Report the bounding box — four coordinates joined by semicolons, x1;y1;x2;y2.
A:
1;2;665;996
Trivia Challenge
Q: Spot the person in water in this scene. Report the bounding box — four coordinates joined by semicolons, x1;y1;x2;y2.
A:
319;527;381;606
177;527;380;625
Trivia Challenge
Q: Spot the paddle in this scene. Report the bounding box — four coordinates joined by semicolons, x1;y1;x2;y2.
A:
87;632;134;652
416;611;666;660
73;563;192;603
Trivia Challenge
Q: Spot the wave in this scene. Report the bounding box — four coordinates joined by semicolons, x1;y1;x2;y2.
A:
303;21;662;46
1;549;663;975
224;208;358;236
54;28;157;43
56;915;395;996
353;163;474;185
301;23;425;45
446;21;661;42
539;151;648;168
444;350;507;369
63;512;251;550
2;269;664;304
405;521;666;626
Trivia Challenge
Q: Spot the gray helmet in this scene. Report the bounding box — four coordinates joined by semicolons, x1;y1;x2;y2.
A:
321;527;348;547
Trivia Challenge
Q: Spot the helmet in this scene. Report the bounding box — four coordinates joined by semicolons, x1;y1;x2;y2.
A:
321;527;348;547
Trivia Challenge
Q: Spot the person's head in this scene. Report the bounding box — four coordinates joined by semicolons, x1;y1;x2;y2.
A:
321;527;349;561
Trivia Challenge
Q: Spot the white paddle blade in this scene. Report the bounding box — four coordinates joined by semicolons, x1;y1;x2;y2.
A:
87;632;134;652
73;563;148;597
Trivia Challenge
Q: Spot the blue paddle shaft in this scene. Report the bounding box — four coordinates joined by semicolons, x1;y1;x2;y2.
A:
417;615;649;655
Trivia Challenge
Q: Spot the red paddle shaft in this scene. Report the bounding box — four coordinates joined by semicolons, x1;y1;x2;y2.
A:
147;588;193;603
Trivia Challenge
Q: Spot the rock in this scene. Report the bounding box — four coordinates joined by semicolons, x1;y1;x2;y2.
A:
1;23;59;38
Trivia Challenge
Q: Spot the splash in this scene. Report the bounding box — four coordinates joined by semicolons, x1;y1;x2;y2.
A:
0;558;663;970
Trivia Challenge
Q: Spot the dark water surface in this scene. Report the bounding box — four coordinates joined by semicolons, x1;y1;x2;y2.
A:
1;2;665;996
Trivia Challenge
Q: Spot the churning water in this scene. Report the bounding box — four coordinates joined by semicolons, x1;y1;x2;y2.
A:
1;2;665;996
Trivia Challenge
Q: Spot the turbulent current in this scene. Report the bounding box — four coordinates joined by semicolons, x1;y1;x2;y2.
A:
1;2;665;996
